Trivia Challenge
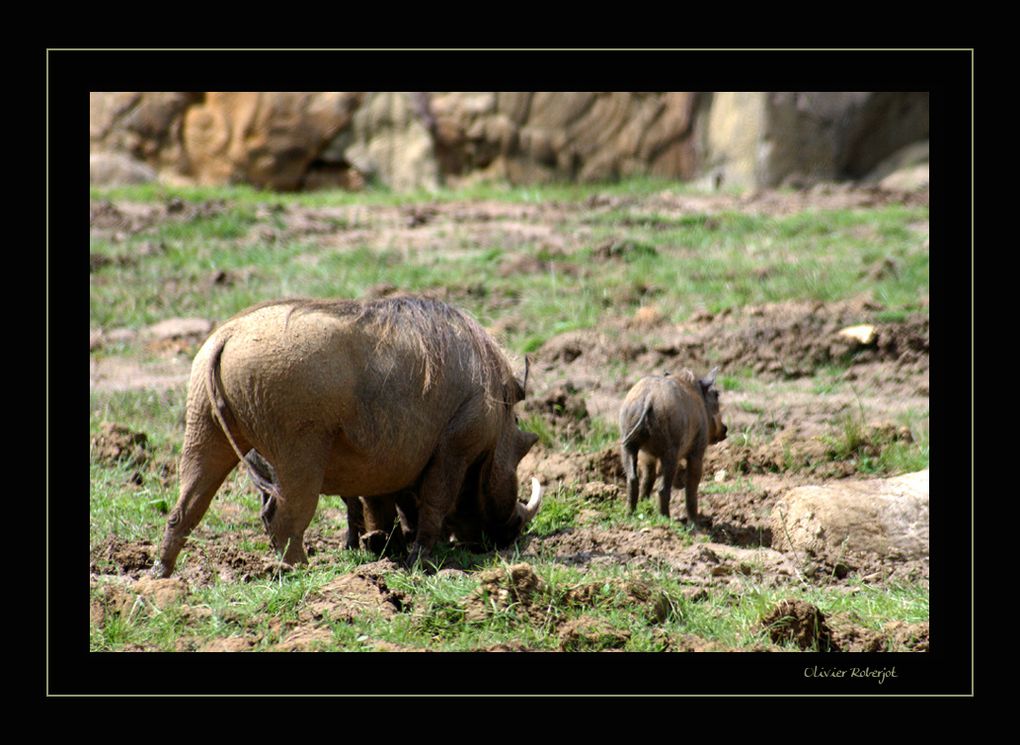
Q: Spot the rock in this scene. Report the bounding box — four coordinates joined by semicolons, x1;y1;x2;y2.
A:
880;164;929;192
700;92;928;190
90;92;199;171
838;324;877;345
90;152;157;185
182;92;363;190
631;306;664;327
863;140;929;184
770;470;928;560
90;91;928;192
342;92;439;192
145;317;213;341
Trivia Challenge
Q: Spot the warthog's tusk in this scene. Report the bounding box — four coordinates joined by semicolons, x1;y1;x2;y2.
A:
517;477;543;525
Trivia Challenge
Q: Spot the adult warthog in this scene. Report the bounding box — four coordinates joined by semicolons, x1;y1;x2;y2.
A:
152;295;542;577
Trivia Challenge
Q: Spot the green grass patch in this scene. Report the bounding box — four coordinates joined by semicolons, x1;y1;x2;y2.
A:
91;184;928;360
823;409;929;476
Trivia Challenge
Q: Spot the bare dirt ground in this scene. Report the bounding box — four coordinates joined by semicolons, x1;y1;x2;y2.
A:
90;185;929;651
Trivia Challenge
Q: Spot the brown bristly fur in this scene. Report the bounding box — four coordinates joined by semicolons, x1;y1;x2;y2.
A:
225;294;517;407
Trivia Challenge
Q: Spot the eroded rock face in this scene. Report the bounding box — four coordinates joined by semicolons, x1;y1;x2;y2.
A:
770;470;929;560
698;92;929;190
90;92;928;192
181;92;364;190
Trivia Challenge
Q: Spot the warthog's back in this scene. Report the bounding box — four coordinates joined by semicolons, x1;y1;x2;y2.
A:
196;297;514;496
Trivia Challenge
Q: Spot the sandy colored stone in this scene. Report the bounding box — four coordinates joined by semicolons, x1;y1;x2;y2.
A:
770;470;929;559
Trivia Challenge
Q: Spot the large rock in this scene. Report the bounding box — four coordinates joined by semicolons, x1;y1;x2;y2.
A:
339;92;439;192
770;470;928;560
182;92;363;190
697;92;929;190
90;92;199;172
89;91;928;192
431;91;699;186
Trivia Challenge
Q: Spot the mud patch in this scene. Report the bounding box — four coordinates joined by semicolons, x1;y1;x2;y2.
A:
528;527;798;588
177;536;290;584
90;198;228;240
273;627;335;652
465;563;546;623
819;615;929;652
91;536;153;575
91;422;150;468
196;636;257;652
761;598;834;651
655;632;730;652
90;575;189;627
530;299;928;396
298;565;407;625
561;577;671;623
558;616;631;651
525;446;626;488
712;422;912;480
522;383;591;441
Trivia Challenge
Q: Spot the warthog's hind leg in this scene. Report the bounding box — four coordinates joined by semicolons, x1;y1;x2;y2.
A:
622;445;640;513
657;454;678;518
263;437;330;566
639;455;656;503
153;417;240;578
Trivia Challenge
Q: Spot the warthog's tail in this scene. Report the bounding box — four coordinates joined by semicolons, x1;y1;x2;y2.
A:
620;397;652;451
204;336;281;501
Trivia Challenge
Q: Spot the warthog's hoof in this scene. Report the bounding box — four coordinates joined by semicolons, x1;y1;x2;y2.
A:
359;530;391;556
404;543;433;570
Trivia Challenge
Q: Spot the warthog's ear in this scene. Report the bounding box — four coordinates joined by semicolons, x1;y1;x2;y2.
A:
515;429;539;461
700;366;720;391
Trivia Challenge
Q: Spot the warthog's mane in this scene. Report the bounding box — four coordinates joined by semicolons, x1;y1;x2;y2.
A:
227;294;518;407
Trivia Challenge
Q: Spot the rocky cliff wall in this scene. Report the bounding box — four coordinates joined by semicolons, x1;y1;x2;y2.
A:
90;92;928;191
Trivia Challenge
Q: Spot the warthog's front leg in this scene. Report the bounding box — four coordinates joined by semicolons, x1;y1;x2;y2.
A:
405;453;467;568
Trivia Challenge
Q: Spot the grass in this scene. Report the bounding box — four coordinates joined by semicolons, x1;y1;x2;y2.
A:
90;182;929;356
90;176;708;209
88;179;930;653
822;406;929;476
90;549;928;652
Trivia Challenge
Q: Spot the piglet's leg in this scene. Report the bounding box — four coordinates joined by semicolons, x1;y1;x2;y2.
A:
657;454;678;518
684;453;704;525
